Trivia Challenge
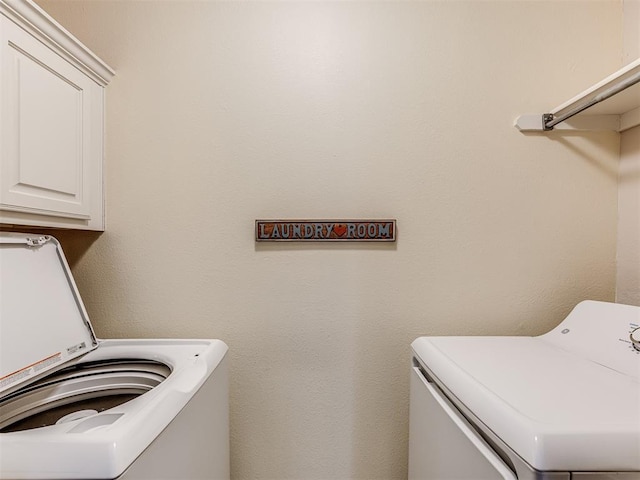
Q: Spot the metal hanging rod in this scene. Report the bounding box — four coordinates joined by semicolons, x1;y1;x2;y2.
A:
543;71;640;131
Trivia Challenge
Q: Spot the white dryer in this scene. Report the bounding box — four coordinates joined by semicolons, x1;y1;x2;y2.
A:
0;233;230;479
409;300;640;480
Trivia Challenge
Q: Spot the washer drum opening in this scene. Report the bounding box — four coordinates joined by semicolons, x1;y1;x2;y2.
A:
0;359;171;432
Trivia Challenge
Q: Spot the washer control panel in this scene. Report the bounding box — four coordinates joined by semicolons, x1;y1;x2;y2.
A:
629;325;640;353
541;301;640;379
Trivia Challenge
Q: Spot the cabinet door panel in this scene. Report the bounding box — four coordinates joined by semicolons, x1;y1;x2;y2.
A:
18;49;81;196
1;18;97;220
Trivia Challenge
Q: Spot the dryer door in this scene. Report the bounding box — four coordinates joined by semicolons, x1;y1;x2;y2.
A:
408;366;517;480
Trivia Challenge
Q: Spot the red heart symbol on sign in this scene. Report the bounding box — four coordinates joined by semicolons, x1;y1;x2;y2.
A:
334;224;347;237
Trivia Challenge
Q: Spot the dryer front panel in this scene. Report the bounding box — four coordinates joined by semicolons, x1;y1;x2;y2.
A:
408;364;517;480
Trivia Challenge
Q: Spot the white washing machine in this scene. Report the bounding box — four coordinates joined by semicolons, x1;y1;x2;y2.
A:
0;233;230;479
409;300;640;480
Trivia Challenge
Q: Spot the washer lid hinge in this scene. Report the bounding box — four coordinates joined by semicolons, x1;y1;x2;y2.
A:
26;236;51;247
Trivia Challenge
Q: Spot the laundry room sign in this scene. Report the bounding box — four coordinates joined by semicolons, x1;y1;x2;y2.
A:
255;220;396;242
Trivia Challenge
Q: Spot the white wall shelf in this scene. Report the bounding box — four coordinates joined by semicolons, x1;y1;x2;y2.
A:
516;58;640;133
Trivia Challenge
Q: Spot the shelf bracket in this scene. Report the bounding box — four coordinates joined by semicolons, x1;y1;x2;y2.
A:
542;113;554;131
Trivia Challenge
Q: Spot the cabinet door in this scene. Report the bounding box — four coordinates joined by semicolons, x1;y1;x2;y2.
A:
0;16;104;229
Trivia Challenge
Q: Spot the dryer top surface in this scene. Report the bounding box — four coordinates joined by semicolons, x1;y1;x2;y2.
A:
412;300;640;472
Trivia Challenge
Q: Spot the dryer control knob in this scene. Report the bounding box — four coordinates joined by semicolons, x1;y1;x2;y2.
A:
630;327;640;352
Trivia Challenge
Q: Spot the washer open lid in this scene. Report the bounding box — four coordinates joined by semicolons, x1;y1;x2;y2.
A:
0;233;98;397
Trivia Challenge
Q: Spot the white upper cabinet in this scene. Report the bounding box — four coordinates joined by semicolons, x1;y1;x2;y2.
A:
0;0;114;230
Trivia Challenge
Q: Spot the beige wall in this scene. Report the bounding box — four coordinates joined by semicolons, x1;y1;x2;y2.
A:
618;125;640;305
624;0;639;63
618;0;640;306
36;1;621;479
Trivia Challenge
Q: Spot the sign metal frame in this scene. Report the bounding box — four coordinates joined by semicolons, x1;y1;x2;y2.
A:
255;219;397;242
